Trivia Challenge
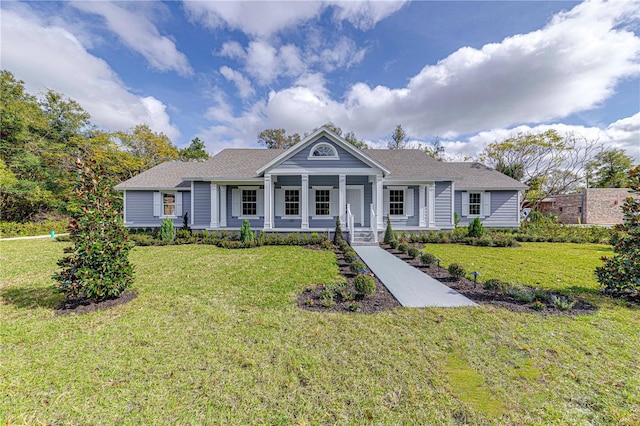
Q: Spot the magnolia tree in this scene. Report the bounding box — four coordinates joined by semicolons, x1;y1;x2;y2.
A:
54;158;134;301
595;165;640;299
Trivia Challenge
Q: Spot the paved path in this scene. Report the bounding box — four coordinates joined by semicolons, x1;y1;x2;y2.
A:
353;246;477;308
0;233;69;241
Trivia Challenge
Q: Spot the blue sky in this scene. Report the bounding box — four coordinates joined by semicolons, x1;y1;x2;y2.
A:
1;0;639;160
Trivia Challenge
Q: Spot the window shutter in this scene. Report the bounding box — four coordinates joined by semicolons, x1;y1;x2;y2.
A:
406;188;414;216
275;188;284;217
232;188;240;217
330;189;339;216
257;189;264;217
483;192;491;217
383;188;390;215
308;188;315;215
175;192;183;217
153;192;161;217
461;192;469;216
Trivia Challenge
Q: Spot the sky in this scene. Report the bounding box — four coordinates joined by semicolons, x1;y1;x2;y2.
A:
1;0;639;161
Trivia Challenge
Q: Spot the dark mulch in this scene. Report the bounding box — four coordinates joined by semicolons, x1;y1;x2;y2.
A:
55;291;137;315
381;244;598;315
297;251;401;314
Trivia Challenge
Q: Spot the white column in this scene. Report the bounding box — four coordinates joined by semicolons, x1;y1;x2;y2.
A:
301;174;309;229
451;182;456;226
428;183;436;228
123;191;127;223
219;185;227;227
190;182;195;225
210;183;219;229
419;184;426;227
339;174;346;224
264;175;272;229
375;174;384;229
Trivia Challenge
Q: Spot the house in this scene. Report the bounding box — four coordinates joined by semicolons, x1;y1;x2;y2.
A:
115;126;527;243
537;188;636;225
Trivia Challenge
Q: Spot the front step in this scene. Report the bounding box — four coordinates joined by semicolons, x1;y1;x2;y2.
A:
349;230;378;246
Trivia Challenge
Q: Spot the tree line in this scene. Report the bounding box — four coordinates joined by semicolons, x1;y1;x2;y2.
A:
0;70;209;222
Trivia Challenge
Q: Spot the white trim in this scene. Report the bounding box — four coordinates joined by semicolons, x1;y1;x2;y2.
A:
264;175;273;229
465;191;483;218
388;187;408;219
190;182;194;225
123;191;127;223
339;175;346;224
301;175;309;229
308;142;340;160
375;175;383;229
269;167;377;176
219;185;227;227
450;182;455;226
312;187;333;218
158;191;179;219
210;184;219;228
428;184;436;227
256;127;390;176
419;184;426;227
282;186;302;219
346;185;365;225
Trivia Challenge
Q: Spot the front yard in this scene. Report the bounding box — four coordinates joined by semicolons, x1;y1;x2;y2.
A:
1;239;638;424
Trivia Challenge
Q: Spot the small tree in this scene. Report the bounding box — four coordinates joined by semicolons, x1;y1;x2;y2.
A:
333;217;344;245
240;219;255;245
53;158;134;301
160;217;175;242
467;217;484;238
384;216;395;244
595;165;640;298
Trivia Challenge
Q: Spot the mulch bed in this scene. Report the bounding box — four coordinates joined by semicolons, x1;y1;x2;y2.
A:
297;250;401;314
55;291;137;315
381;244;598;315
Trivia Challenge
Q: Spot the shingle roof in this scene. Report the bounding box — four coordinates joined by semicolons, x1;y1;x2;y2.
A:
115;148;526;191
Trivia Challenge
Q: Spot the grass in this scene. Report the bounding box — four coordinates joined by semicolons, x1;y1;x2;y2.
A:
1;239;639;425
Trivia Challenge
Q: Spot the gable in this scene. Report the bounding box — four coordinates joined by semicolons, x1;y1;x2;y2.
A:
275;136;373;171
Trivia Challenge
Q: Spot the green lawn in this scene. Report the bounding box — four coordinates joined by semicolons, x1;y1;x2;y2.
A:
1;240;639;425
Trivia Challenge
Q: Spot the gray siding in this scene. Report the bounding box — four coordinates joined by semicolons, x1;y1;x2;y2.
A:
454;190;520;227
193;182;211;227
226;185;265;229
383;185;419;227
434;182;452;226
278;136;372;170
125;190;190;227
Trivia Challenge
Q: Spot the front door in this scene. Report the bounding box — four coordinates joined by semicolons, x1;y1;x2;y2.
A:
346;186;364;227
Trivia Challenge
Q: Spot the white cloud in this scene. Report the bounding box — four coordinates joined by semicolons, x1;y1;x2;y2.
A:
219;40;246;59
317;37;367;71
70;1;193;76
225;0;639;141
184;1;406;37
0;6;180;139
219;66;255;99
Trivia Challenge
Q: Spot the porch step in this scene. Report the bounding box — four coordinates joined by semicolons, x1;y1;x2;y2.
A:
350;230;378;246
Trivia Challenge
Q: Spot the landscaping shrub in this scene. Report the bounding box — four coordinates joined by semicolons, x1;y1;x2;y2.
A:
343;249;358;263
347;302;361;312
397;243;408;253
131;234;157;246
389;240;398;249
159;217;175;242
407;247;420;258
531;300;546;311
508;286;535;303
595;165;640;298
0;219;69;238
551;295;577;311
333;217;345;245
467;217;484;238
53;158;134;301
483;278;509;293
420;252;436;266
447;263;465;280
285;232;300;245
354;274;376;296
240;219;255;245
383;216;395;244
350;260;367;274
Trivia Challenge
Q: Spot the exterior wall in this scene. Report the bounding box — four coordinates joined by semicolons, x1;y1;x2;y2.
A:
434;182;452;227
584;188;635;225
125;190;190;227
277;136;373;171
226;185;265;229
193;181;211;227
347;175;372;228
454;190;520;227
383;185;419;228
538;194;583;224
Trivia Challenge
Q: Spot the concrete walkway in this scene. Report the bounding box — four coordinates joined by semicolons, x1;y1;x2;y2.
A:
353;246;477;308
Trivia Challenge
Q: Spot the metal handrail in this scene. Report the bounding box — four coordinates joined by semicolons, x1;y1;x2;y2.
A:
346;204;354;244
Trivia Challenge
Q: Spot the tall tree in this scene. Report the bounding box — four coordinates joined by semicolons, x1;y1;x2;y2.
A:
480;130;600;206
257;128;301;149
322;122;368;149
388;124;409;149
179;137;210;161
424;136;445;160
586;148;634;188
118;124;179;172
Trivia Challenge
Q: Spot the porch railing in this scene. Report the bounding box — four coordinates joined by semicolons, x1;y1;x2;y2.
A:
346;204;354;244
370;203;378;243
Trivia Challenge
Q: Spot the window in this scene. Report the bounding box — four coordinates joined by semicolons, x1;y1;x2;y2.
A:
309;143;339;159
469;193;481;216
389;189;404;216
284;189;300;216
242;189;257;216
315;190;330;216
163;193;176;216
